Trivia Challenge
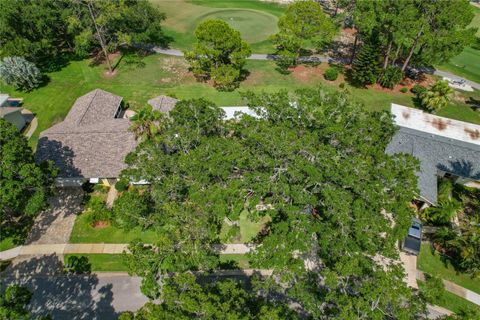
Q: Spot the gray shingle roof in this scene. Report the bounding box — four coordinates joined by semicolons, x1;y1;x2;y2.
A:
35;89;137;179
386;127;480;204
148;95;178;113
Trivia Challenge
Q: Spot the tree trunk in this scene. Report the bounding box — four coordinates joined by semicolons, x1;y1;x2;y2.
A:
87;2;113;73
391;45;401;66
382;40;393;70
401;29;423;72
350;33;358;64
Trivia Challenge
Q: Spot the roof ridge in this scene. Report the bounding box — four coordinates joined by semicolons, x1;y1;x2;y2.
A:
77;89;100;125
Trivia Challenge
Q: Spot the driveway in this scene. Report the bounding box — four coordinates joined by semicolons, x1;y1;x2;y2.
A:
400;251;418;289
26;188;83;245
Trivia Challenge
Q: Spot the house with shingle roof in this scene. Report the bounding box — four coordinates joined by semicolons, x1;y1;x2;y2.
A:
35;89;138;186
386;104;480;205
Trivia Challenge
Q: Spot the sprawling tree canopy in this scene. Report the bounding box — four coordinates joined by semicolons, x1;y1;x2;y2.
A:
121;87;424;317
0;119;57;226
0;0;167;71
118;273;293;319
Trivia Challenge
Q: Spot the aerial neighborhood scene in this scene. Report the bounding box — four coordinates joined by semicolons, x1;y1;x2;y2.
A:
1;0;480;318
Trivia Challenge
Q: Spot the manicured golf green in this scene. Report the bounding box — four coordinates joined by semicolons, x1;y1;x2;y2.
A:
193;9;278;43
150;0;282;52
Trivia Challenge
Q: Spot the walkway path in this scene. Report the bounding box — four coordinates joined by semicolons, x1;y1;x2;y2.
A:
153;48;480;90
0;243;255;261
25;188;83;245
417;270;480;307
21;109;37;139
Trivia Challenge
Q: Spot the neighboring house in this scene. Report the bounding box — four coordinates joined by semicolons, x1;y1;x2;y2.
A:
386;104;480;205
35;89;137;187
0;94;26;131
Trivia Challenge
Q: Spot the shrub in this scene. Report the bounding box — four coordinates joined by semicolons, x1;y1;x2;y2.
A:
85;195;111;226
420;80;453;112
411;84;427;95
115;178;129;192
0;56;42;91
339;82;345;89
400;87;408;93
324;67;338;81
112;189;152;230
378;66;403;89
64;255;91;274
420;274;445;304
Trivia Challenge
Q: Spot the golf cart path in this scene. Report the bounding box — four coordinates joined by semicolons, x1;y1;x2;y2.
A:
153;48;480;90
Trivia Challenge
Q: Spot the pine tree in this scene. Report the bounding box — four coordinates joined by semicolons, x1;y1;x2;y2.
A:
350;43;380;86
0;56;42;91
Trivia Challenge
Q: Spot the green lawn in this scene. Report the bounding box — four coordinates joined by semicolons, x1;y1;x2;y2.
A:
220;210;270;243
418;280;480;314
1;53;479;149
0;237;15;252
150;0;282;52
219;254;250;269
418;244;480;294
64;254;128;272
437;5;480;83
69;212;158;244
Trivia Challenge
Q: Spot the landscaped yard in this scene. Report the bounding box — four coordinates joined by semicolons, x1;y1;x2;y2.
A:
220;210;270;243
418;243;480;295
219;254;250;269
2;53;479;150
418;280;480;314
64;254;128;272
69;212;158;244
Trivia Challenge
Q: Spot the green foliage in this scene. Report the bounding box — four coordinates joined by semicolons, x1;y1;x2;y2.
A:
129;106;165;142
0;285;32;320
449;226;480;277
351;43;380;86
420;274;445;304
400;87;408;93
64;255;92;274
0;119;57;240
420;80;454;112
443;306;480;320
125;273;295;319
420;199;462;225
324;67;339;81
84;195;111;226
0;56;42;91
184;19;251;88
115;178;129;192
273;0;336;53
112;189;153;231
122;88;423;317
378;66;403;89
411;84;427;95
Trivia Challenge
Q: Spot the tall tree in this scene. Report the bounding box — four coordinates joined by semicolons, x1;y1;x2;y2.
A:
118;273;295;319
350;43;380;86
0;0;74;69
0;56;43;91
0;285;33;320
71;0;168;74
0;120;57;239
272;0;336;64
184;19;251;89
121;88;424;317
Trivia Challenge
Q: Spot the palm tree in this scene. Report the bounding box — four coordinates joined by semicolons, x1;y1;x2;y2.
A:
129;106;164;141
421;199;462;225
420;80;453;112
449;226;480;276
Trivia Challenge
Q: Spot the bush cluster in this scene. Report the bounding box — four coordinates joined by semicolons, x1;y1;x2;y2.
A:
324;67;339;81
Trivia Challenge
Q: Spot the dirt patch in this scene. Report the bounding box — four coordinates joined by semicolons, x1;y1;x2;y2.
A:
366;74;436;94
243;70;265;85
289;64;346;85
93;221;109;229
159;57;191;82
103;70;117;78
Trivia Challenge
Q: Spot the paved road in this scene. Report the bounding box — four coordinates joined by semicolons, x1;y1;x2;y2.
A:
153;48;480;90
1;272;147;319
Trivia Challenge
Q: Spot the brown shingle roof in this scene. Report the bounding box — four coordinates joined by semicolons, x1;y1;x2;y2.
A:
35;89;137;179
148;95;178;113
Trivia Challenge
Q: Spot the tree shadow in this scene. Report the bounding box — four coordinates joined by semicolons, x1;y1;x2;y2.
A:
36;138;82;178
437;160;480;181
0;255;118;319
465;97;480;112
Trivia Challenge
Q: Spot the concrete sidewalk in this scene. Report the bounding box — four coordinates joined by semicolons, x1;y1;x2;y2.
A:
1;243;256;260
417;271;480;307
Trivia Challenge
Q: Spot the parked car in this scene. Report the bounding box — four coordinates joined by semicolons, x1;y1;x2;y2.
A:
402;218;422;255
